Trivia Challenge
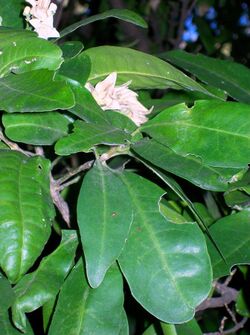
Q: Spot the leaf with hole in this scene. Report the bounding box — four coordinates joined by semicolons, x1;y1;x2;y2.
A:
118;172;212;323
55;120;130;156
141;100;250;169
132;139;242;191
207;210;250;278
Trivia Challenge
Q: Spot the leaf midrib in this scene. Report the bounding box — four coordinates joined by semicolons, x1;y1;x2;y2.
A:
144;121;250;139
120;175;191;310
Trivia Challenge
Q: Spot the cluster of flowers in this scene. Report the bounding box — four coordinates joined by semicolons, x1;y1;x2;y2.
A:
23;0;152;126
23;0;60;39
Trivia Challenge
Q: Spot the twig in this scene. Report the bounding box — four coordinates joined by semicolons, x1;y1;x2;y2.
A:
50;174;71;227
34;146;44;156
50;160;94;226
203;317;248;335
219;316;227;333
0;128;35;156
56;160;94;185
58;176;81;191
197;283;238;312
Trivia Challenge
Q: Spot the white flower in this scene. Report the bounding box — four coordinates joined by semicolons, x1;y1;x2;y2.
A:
23;0;60;39
85;72;152;126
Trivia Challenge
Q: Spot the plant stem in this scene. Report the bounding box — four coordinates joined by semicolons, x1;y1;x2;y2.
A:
160;323;177;335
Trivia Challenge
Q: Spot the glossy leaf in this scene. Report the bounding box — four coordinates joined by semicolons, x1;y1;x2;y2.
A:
59;9;147;39
165;50;250;104
118;172;212;323
3;112;71;145
48;261;127;335
132;139;242;191
0;151;55;283
0;70;75;113
12;230;78;332
207;210;250;278
77;161;133;287
83;46;214;95
0;1;24;28
142;100;250;169
55;120;130;156
0;29;63;77
60;41;84;59
68;84;109;124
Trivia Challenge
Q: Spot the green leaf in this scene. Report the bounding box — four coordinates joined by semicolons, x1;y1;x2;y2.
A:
59;9;147;39
0;151;55;283
48;261;128;335
143;325;157;335
12;230;78;332
57;53;90;86
175;318;203;335
0;1;24;28
105;110;137;133
83;46;214;95
142;100;250;169
132;139;242;191
224;170;250;209
77;161;133;288
3;112;72;145
55;120;130;156
0;275;15;311
43;297;57;333
0;29;63;77
207;210;250;278
118;172;212;323
0;70;75;113
164;50;250;104
68;84;109;124
0;313;34;335
236;289;250;317
60;41;84;59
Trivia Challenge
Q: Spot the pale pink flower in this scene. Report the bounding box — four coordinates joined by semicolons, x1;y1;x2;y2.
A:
85;72;152;126
23;0;59;39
